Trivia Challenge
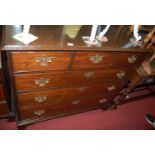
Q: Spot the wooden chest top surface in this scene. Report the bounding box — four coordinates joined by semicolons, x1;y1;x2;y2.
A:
1;25;151;52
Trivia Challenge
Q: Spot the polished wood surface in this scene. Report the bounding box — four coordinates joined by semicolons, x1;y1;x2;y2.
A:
2;25;151;52
112;52;148;68
14;69;128;92
72;52;114;69
11;51;72;72
18;96;107;121
17;82;121;109
72;52;148;70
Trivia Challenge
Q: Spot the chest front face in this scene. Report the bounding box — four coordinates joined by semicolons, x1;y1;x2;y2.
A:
7;49;148;126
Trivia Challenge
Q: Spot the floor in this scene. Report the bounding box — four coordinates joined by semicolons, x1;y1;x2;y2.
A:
0;87;155;130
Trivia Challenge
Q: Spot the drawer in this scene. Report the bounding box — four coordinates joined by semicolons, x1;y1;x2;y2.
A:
0;102;9;116
0;85;6;101
10;51;72;72
18;96;108;121
72;52;114;69
14;72;66;92
112;52;148;68
17;82;122;108
14;69;129;92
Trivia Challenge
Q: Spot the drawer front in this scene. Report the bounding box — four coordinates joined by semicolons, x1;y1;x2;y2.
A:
14;72;66;92
18;96;107;121
0;85;6;101
11;52;72;72
72;52;114;69
17;82;122;108
112;52;147;68
14;69;128;92
0;102;9;116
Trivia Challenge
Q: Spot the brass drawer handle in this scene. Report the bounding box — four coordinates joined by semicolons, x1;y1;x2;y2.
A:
128;55;137;63
72;100;80;105
107;85;116;91
99;98;107;103
90;54;103;64
117;71;126;79
35;56;54;67
84;71;95;78
78;87;87;92
34;109;45;116
35;78;49;87
34;96;47;103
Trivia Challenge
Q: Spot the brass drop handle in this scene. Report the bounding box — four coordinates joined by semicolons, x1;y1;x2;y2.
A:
72;100;80;105
35;78;49;87
35;56;55;66
99;98;107;103
34;109;45;116
84;71;95;78
107;85;116;91
128;55;137;63
34;96;47;103
117;71;126;79
78;87;87;92
90;54;103;64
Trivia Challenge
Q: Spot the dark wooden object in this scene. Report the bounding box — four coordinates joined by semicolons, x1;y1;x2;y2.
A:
1;25;153;127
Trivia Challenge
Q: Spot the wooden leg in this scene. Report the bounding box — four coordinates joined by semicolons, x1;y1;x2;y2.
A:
17;125;26;130
7;115;15;122
102;103;110;111
109;101;117;110
7;118;15;122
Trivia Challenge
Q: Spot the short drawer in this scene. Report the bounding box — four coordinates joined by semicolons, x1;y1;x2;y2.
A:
14;69;129;92
112;52;148;68
10;51;72;72
18;96;108;121
17;82;122;108
72;52;114;69
0;101;9;116
14;72;66;92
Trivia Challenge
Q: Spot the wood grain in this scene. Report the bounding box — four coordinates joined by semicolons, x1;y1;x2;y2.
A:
14;69;128;92
18;96;108;121
10;51;72;72
17;82;121;109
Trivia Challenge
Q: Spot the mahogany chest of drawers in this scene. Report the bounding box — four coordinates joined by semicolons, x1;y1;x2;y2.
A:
2;25;151;126
7;51;148;126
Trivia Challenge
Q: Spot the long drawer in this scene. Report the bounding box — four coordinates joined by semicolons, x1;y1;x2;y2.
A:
18;96;107;121
10;51;72;72
14;69;128;92
17;82;122;108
